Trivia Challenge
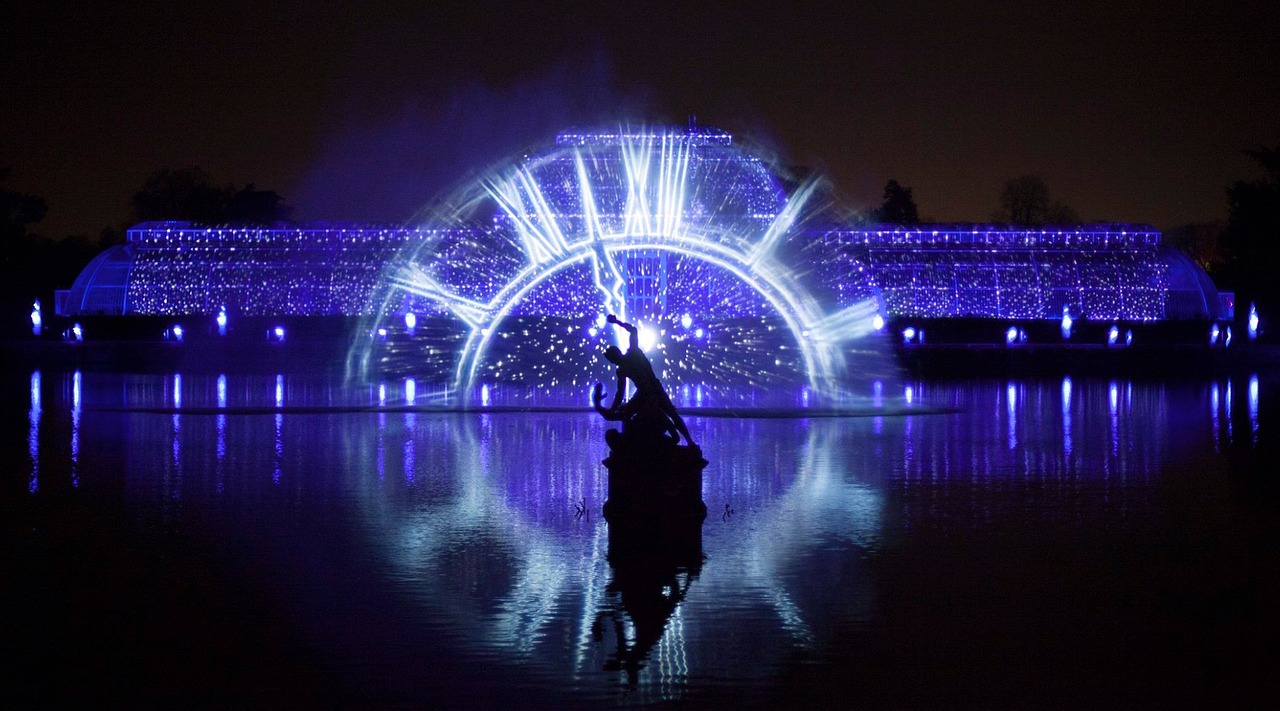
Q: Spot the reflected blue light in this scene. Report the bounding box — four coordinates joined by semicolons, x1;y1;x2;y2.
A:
72;369;82;410
1224;326;1233;348
403;413;416;486
1006;382;1017;450
275;374;284;408
872;380;883;408
405;378;417;403
905;384;915;405
1248;303;1260;341
481;383;491;406
217;374;227;408
172;373;182;409
1211;381;1221;450
29;371;40;494
1062;377;1073;459
1249;374;1259;443
273;412;282;484
378;382;387;405
1226;379;1234;442
215;413;226;493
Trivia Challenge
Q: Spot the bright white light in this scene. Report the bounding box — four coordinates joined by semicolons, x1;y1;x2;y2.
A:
681;313;693;329
872;314;884;332
1125;329;1133;346
1060;306;1073;339
31;300;42;336
481;383;491;406
172;325;184;342
275;374;284;408
378;382;387;405
1006;326;1019;344
694;327;704;338
271;326;285;342
216;306;228;335
902;326;917;344
638;325;658;351
1248;304;1260;340
404;312;417;330
1108;325;1120;346
405;378;416;403
1224;326;1233;348
596;314;607;329
173;374;181;408
71;323;83;341
1209;323;1220;345
217;374;227;408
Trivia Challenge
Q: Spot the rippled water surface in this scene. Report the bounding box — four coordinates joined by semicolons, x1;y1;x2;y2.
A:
6;371;1279;707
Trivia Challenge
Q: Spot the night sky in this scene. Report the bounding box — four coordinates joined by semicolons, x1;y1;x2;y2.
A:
4;1;1278;239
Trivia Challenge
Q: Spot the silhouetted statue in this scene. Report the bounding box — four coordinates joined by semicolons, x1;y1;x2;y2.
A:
602;314;696;447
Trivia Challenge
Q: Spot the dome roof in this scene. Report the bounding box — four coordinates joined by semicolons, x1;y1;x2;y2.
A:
59;244;135;316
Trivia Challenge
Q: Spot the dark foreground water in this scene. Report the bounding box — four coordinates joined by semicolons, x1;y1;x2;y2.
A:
4;371;1279;708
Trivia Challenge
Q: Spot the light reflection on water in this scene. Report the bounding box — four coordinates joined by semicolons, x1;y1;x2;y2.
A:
17;370;1268;703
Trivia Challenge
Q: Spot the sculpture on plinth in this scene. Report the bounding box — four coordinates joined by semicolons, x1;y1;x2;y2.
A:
595;315;707;555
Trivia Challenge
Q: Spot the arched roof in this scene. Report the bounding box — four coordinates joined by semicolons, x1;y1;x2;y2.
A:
60;244;135;316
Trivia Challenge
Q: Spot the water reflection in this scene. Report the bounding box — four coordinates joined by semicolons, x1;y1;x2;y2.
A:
28;370;40;493
13;370;1266;702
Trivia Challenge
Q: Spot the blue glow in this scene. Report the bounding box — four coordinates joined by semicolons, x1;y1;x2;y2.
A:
405;377;416;403
872;313;885;332
1249;374;1259;443
1062;376;1073;459
275;374;284;408
681;313;693;329
216;306;228;335
1224;325;1233;348
272;326;285;342
217;374;227;408
902;326;917;344
172;373;181;409
1209;323;1220;345
404;311;417;330
378;382;387;405
1249;304;1259;341
1060;306;1073;340
70;323;83;341
28;371;40;494
1007;382;1018;450
30;299;41;336
1108;325;1120;346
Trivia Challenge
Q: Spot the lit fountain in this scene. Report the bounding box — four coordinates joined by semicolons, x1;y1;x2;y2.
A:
351;124;889;407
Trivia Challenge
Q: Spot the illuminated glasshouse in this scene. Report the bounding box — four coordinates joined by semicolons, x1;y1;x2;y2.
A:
57;126;1229;395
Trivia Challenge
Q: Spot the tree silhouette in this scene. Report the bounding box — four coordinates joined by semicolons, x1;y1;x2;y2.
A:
1;168;48;241
130;167;291;225
875;179;919;224
1222;145;1280;319
225;184;292;224
995;175;1078;226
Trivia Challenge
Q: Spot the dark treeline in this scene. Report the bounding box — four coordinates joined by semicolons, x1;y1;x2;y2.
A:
1;166;291;328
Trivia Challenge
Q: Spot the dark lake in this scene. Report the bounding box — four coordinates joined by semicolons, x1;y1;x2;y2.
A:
5;370;1279;708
